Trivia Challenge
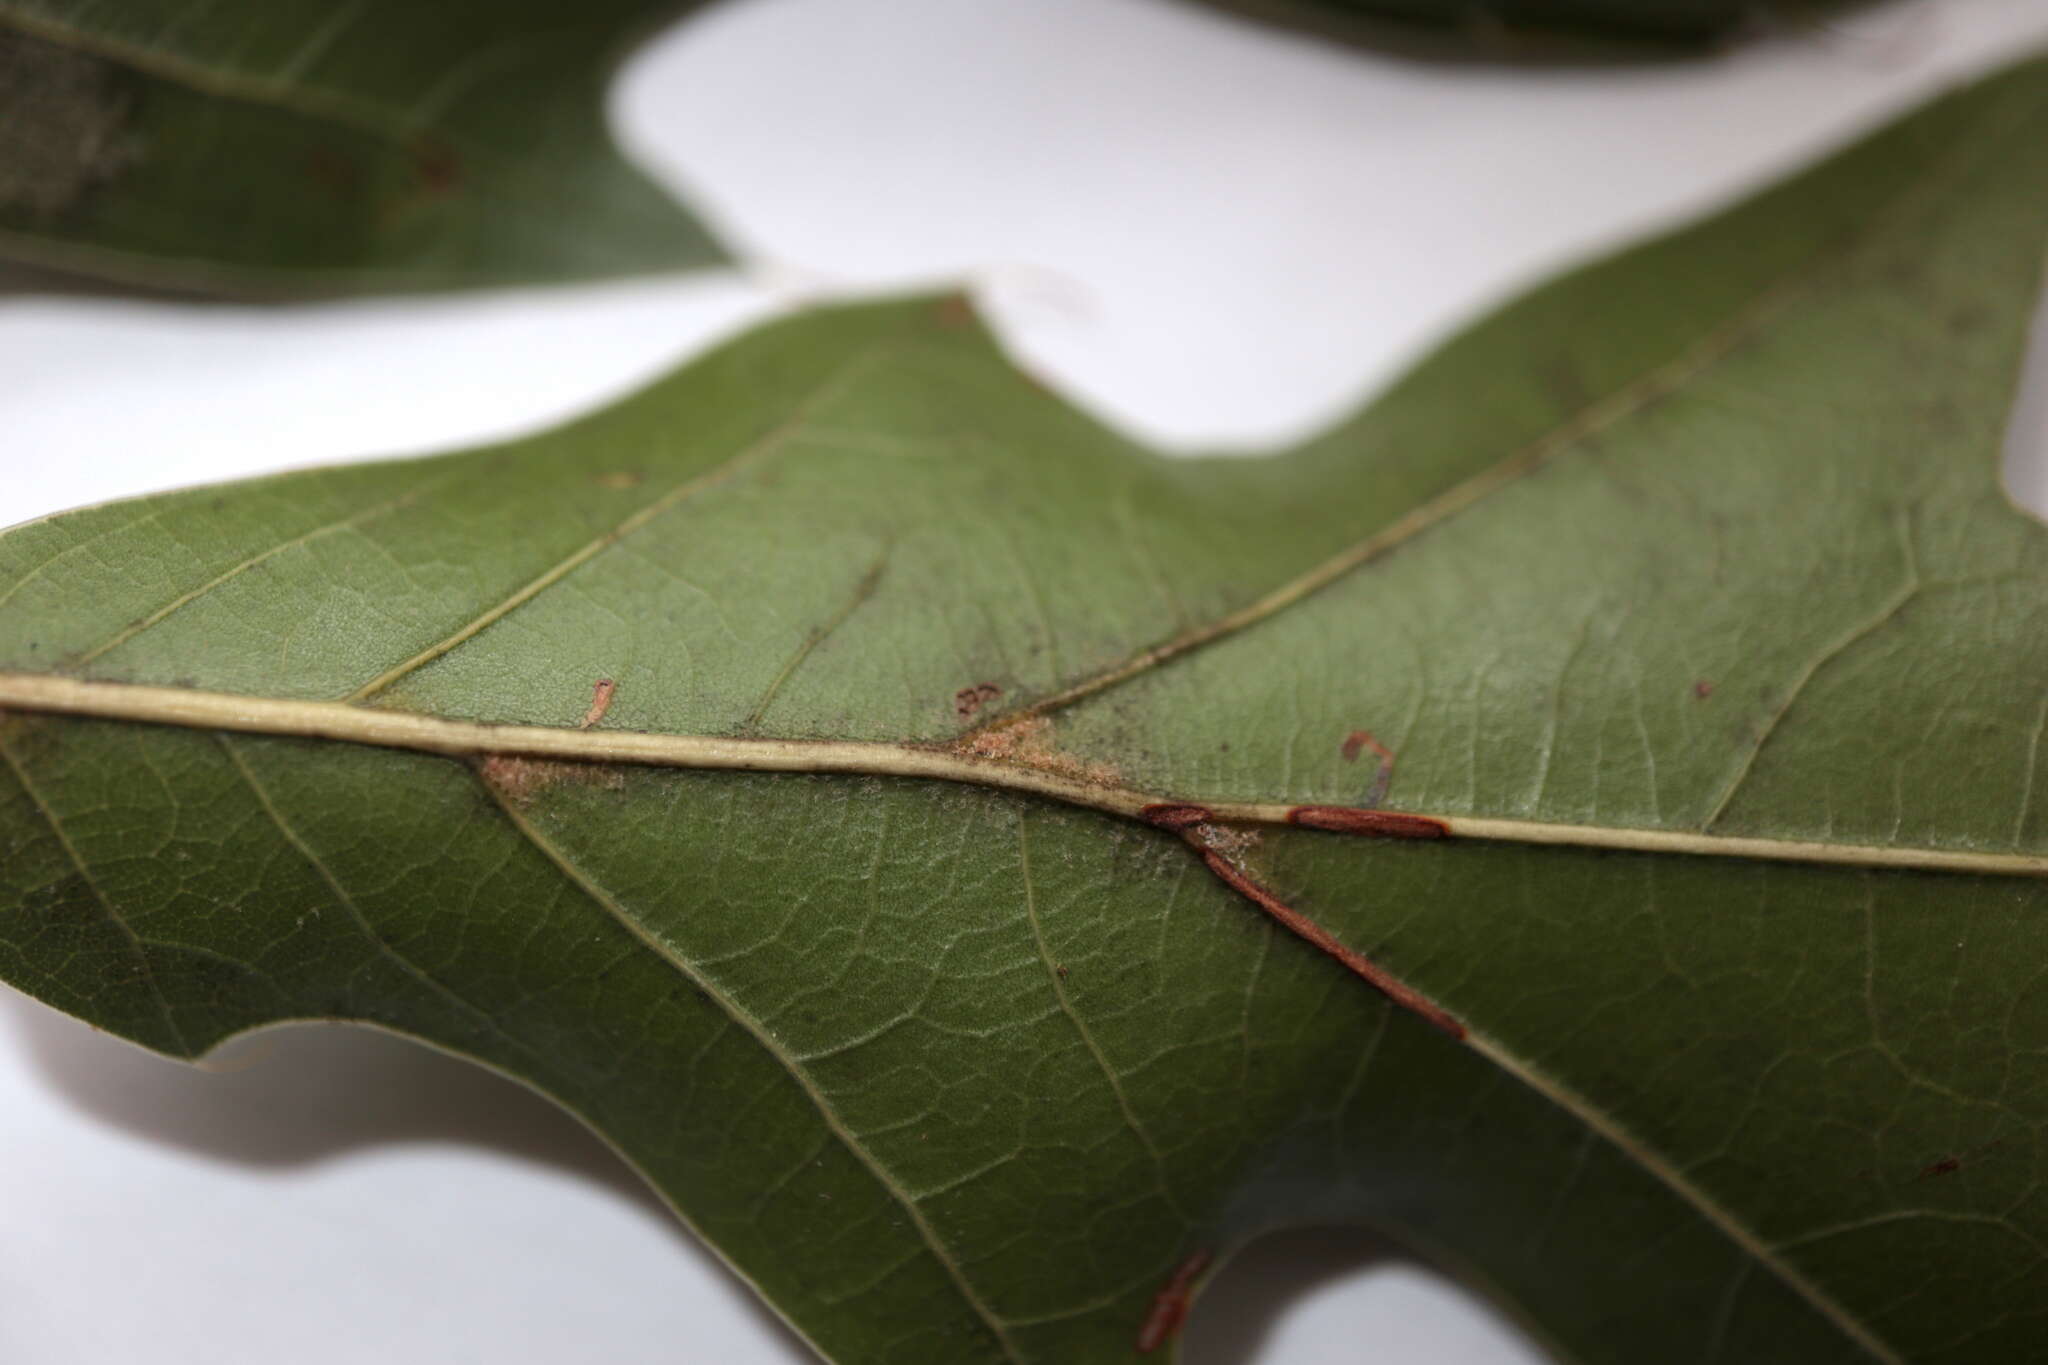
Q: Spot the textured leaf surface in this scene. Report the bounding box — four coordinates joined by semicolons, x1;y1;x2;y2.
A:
0;0;721;293
4;55;2048;1364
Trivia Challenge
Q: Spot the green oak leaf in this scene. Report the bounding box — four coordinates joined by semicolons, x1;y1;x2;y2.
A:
0;0;722;294
5;52;2048;1365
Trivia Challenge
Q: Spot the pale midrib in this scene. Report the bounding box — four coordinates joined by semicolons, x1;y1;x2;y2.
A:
481;783;1028;1363
0;668;1939;1364
4;674;2043;881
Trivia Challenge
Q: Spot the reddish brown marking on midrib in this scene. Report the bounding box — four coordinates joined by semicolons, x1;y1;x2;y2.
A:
1136;1249;1214;1354
1139;802;1214;831
1200;850;1465;1041
1288;806;1449;840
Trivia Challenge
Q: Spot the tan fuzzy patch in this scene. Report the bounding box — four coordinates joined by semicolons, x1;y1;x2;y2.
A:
479;754;626;806
1192;824;1260;858
957;716;1119;787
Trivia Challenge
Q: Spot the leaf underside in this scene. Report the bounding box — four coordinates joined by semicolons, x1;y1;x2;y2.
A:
0;0;722;294
5;53;2048;1365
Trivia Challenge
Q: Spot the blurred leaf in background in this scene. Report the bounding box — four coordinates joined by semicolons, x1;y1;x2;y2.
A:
0;0;724;295
1204;0;1876;56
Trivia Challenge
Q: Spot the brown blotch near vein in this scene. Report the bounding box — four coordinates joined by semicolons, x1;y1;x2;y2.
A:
1138;802;1212;831
953;682;1002;720
478;753;624;806
956;714;1119;787
1914;1138;2005;1182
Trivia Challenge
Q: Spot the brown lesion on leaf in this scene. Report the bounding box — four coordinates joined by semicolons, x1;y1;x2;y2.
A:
1913;1138;2005;1182
1149;803;1259;857
953;682;1002;720
956;714;1119;787
0;29;138;221
477;754;625;806
593;470;645;490
1138;803;1212;831
1340;728;1395;806
376;135;464;228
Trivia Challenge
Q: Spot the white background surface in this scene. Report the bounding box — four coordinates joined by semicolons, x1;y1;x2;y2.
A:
4;1;2048;1361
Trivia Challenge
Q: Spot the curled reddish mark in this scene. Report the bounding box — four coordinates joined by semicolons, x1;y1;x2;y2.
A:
953;682;1002;720
580;679;617;730
1201;851;1465;1041
1288;806;1448;840
1694;680;1715;699
1136;1249;1214;1353
1139;802;1214;831
1340;729;1395;805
